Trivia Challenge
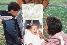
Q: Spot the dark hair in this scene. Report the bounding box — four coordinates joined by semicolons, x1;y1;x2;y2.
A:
22;0;26;4
26;24;38;29
46;16;62;35
26;25;31;29
30;24;38;29
8;2;20;12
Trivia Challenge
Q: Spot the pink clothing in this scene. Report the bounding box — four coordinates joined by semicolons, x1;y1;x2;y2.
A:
42;31;67;45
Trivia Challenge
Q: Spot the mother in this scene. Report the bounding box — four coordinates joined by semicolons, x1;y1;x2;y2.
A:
42;16;67;45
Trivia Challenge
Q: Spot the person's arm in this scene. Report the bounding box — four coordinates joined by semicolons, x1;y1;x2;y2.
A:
38;30;48;41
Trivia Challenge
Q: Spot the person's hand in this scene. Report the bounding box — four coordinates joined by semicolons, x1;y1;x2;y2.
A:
18;37;23;43
38;30;43;38
38;30;48;41
20;39;23;42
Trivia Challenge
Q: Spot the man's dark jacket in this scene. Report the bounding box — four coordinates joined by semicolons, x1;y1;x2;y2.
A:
2;12;22;45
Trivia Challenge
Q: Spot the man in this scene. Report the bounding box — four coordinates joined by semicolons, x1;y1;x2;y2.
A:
2;2;22;45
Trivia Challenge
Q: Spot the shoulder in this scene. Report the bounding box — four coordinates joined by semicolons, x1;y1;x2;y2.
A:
5;19;14;23
63;34;67;38
62;34;67;43
4;19;15;27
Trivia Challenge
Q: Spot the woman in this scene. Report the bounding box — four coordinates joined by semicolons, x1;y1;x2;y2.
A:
42;16;67;45
17;0;49;9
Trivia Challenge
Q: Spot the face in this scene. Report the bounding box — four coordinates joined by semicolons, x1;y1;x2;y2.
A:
44;23;48;33
30;25;38;35
10;10;19;17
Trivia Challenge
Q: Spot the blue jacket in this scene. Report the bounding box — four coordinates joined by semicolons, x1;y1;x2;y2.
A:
2;13;22;45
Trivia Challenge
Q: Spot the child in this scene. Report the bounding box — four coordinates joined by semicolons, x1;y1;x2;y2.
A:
2;2;22;45
24;24;41;45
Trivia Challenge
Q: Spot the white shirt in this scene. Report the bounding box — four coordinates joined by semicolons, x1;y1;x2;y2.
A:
24;31;41;45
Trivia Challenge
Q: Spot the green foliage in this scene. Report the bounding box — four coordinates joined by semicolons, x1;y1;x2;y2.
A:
43;6;67;34
0;0;16;4
50;0;67;4
0;24;6;45
0;5;8;10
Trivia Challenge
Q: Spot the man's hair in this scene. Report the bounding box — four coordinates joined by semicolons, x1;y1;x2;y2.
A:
8;2;20;12
46;16;62;35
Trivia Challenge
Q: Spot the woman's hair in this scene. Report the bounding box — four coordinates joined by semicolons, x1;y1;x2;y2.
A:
22;0;33;4
22;0;26;4
21;0;49;9
22;0;49;4
46;16;62;35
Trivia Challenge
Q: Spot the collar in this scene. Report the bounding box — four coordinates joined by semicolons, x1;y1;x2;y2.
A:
49;31;65;38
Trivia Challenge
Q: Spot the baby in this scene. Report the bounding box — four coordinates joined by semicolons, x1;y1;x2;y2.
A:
24;24;41;45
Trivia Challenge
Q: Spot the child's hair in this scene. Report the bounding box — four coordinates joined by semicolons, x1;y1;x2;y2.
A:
26;25;31;29
26;24;38;29
46;16;62;35
8;2;20;12
30;24;38;29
